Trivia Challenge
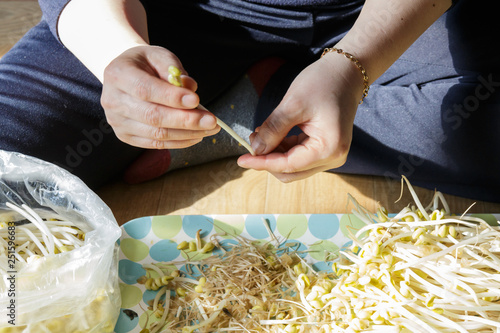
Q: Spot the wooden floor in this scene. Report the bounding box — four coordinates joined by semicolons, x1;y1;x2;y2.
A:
95;158;500;225
2;1;500;226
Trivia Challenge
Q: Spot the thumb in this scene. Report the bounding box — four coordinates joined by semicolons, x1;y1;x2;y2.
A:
251;107;298;155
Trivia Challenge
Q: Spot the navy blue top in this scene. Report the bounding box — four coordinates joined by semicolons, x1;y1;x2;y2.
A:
38;0;353;41
39;0;458;43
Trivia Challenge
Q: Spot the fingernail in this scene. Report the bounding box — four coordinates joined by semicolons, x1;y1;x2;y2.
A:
182;94;198;108
200;115;216;129
251;135;265;155
237;159;249;168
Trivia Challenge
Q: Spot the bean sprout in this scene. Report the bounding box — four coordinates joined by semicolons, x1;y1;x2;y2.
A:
0;203;118;333
0;202;86;274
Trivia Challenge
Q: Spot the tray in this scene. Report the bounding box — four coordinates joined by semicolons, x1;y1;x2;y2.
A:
113;213;499;332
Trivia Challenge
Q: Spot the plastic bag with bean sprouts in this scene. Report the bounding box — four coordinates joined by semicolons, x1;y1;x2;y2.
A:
0;150;121;332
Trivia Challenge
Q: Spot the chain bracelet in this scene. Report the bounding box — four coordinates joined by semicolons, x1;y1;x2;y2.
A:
321;47;370;104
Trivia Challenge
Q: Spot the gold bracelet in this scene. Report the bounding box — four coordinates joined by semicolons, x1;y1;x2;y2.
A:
321;47;370;104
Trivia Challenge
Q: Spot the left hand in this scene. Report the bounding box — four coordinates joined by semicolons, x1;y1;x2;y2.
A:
237;53;364;182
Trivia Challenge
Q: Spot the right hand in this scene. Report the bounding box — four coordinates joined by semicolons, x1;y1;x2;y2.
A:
101;45;220;149
237;50;363;182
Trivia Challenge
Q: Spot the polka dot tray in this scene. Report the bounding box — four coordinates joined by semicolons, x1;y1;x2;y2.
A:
114;213;499;332
113;213;368;332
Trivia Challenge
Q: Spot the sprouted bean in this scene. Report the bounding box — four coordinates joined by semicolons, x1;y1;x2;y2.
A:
137;177;500;332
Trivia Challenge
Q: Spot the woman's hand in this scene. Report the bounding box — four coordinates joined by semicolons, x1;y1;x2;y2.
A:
237;53;363;182
101;45;220;149
238;0;452;182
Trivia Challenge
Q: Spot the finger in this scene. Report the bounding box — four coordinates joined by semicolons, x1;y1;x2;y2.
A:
250;104;301;155
143;49;200;98
114;117;220;149
145;48;190;84
130;137;203;149
272;134;306;153
249;128;297;154
118;115;221;141
104;60;200;109
127;136;203;149
181;75;198;92
270;164;331;183
238;137;344;174
103;91;218;131
237;151;334;183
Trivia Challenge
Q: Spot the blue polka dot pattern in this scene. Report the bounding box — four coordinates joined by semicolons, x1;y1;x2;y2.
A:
114;309;140;332
277;240;308;258
123;216;152;239
245;214;276;239
312;261;332;273
180;264;204;278
182;215;214;238
149;240;181;262
308;214;339;240
142;289;160;306
118;259;146;285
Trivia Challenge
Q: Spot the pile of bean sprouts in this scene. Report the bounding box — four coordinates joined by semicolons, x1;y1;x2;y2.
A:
138;232;321;332
137;178;500;333
0;203;117;333
0;202;85;273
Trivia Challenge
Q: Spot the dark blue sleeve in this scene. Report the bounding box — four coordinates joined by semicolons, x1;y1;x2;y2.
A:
38;0;72;42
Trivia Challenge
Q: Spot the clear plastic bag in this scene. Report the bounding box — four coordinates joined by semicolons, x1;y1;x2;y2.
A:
0;150;121;332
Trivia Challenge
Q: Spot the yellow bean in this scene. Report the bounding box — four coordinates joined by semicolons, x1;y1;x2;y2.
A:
176;287;186;297
449;226;457;238
198;277;207;287
161;275;173;285
145;278;154;290
167;75;182;87
168;65;181;77
438;225;448;238
177;241;189;250
200;242;215;253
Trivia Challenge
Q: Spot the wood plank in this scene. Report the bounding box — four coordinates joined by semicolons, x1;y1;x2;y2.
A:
157;158;268;216
97;155;500;226
264;172;377;214
481;200;500;214
0;2;41;58
97;177;165;226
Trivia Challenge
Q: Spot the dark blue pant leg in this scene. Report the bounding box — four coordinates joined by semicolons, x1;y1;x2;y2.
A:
336;1;500;202
0;20;143;189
